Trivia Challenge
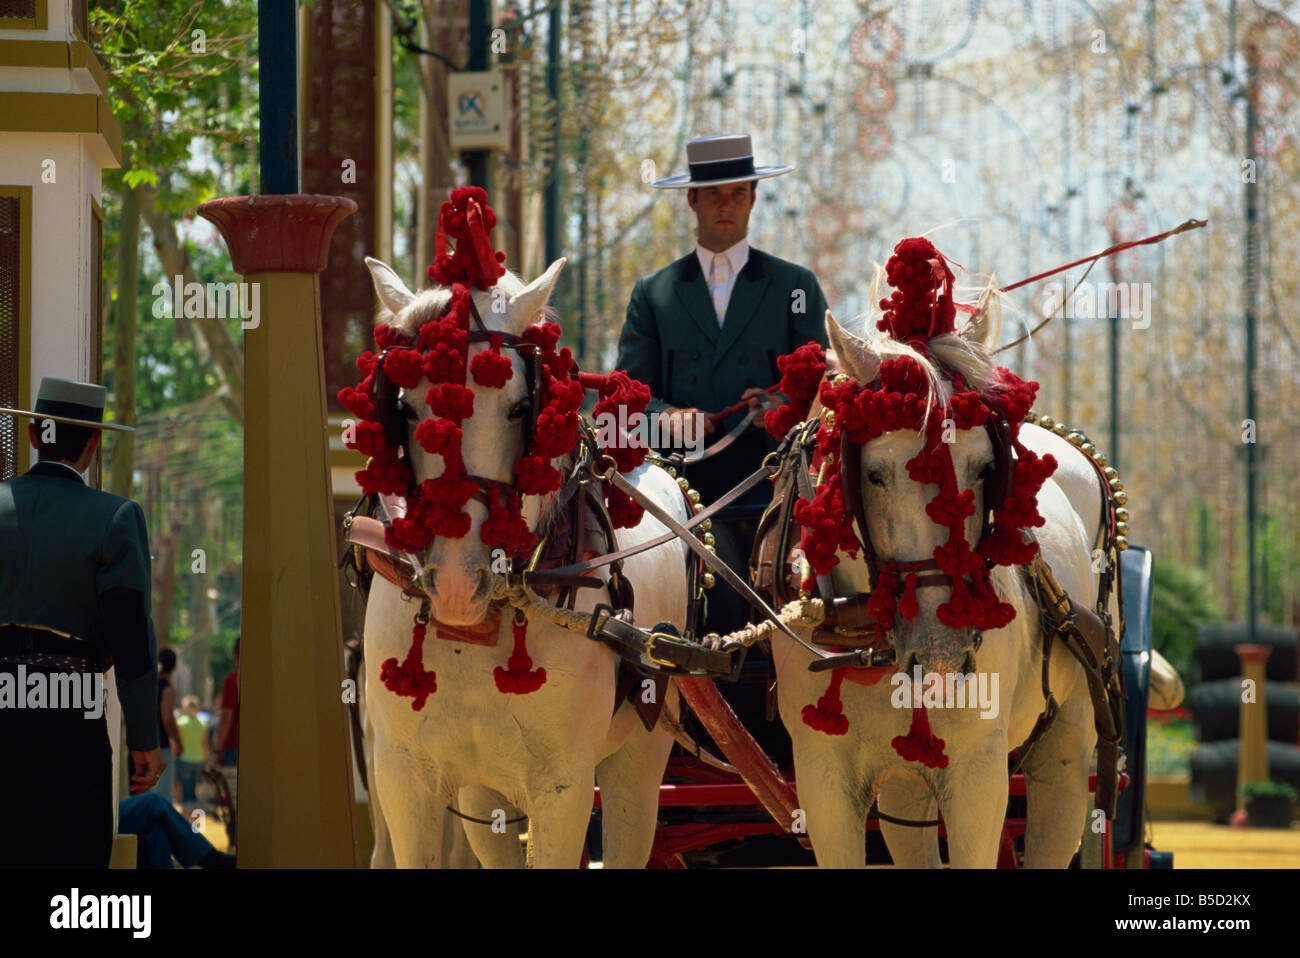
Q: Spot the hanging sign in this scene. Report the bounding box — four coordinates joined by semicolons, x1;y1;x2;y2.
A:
448;70;507;151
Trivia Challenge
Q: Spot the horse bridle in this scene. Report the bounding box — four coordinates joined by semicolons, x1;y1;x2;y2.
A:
371;296;545;530
837;408;1015;601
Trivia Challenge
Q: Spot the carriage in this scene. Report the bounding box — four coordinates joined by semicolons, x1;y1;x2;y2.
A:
338;188;1183;869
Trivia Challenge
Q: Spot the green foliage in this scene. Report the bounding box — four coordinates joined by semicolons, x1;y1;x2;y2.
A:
1152;557;1224;692
1146;717;1196;777
1241;780;1298;800
92;0;257;682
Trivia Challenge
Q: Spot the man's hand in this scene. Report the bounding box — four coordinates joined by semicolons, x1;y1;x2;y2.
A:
659;406;715;445
741;386;787;410
129;748;167;795
171;738;183;761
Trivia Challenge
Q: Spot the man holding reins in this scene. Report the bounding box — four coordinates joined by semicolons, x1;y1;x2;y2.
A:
616;134;828;636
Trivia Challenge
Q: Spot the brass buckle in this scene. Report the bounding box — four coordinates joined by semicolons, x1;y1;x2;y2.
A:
644;632;679;669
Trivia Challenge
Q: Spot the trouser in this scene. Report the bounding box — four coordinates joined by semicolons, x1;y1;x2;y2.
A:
0;665;113;869
118;792;217;869
177;760;203;802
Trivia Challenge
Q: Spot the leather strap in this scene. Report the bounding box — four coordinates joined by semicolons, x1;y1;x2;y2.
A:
605;470;834;661
587;607;742;679
537;457;775;580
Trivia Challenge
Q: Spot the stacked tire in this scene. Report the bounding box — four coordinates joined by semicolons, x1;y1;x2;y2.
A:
1188;623;1300;820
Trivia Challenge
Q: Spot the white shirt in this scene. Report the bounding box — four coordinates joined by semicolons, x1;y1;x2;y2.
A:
695;238;749;326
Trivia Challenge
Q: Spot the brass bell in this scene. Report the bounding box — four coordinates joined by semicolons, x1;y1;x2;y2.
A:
693;502;705;514
1113;491;1128;506
1052;422;1068;436
1109;477;1124;491
1116;521;1129;536
1025;411;1039;424
1080;442;1096;456
1103;466;1118;481
702;572;716;589
823;410;836;427
1039;415;1056;431
1094;452;1108;467
687;489;701;504
667;467;677;478
1115;507;1129;522
699;519;712;532
1067;431;1086;445
702;532;716;547
1115;536;1129;551
677;476;690;489
831;373;850;386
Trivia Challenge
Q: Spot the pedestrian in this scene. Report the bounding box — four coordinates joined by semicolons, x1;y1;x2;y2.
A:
214;638;239;766
0;377;164;869
175;694;208;809
616;133;829;635
151;648;181;802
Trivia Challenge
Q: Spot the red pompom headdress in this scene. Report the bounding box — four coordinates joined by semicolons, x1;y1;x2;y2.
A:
766;237;1057;762
339;186;650;703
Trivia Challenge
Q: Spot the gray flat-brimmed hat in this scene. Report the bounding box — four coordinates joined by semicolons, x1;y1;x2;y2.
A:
0;376;134;432
651;133;794;189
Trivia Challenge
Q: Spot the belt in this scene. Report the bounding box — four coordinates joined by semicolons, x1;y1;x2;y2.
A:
0;624;106;672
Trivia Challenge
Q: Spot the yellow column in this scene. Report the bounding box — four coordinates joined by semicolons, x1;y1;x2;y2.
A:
198;194;358;867
1235;643;1272;810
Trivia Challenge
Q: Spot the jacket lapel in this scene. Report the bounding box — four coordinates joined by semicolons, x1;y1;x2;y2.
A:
674;253;720;346
713;248;770;366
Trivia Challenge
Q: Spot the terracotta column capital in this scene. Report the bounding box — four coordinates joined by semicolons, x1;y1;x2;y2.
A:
197;194;357;274
1234;643;1273;665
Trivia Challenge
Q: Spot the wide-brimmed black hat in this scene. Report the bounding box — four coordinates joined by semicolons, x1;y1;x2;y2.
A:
0;376;134;432
651;133;794;189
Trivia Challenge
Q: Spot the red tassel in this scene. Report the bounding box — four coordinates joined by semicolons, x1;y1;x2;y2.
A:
801;669;850;735
892;704;949;768
898;571;920;621
495;613;547;694
380;613;438;710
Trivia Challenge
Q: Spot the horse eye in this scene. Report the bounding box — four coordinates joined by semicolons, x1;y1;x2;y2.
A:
401;403;419;421
507;399;532;421
977;462;995;480
867;470;886;488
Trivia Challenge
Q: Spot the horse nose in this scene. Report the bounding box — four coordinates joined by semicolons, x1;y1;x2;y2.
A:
471;570;492;602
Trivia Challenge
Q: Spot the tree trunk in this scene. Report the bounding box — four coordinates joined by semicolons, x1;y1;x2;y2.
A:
109;186;141;498
140;187;245;425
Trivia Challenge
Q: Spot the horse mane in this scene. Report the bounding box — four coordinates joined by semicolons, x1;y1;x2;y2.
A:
377;269;557;339
840;263;1013;428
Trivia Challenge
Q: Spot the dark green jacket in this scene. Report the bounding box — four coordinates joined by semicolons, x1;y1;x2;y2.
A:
616;246;828;508
0;461;158;749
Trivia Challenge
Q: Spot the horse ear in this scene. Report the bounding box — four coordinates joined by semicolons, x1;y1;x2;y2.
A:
960;284;999;350
365;256;416;316
826;310;878;384
506;257;567;334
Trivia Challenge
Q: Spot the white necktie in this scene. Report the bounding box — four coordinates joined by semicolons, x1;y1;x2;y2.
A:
710;252;732;326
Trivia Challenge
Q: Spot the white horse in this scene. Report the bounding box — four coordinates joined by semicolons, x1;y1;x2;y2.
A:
771;300;1111;869
360;256;687;868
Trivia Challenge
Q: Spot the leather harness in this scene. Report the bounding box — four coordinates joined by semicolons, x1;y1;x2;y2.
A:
748;401;1127;819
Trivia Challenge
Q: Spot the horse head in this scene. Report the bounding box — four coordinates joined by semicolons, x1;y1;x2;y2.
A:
824;278;1031;677
364;255;568;626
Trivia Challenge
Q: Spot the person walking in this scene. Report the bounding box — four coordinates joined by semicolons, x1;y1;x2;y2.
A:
0;377;164;869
